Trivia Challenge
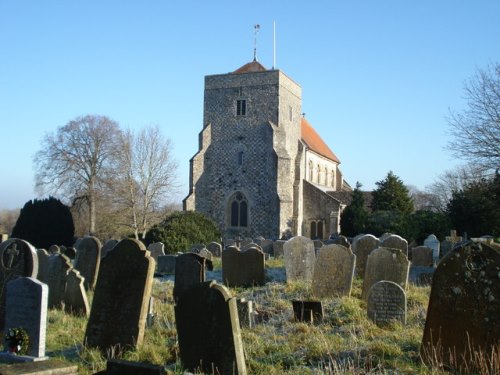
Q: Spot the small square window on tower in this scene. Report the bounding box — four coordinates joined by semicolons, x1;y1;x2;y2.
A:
236;99;247;116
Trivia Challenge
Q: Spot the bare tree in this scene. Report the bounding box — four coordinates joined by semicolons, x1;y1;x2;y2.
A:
34;115;122;235
447;63;500;174
116;125;178;239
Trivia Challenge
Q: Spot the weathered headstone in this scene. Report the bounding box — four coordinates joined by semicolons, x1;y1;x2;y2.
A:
64;269;89;317
147;242;165;262
380;234;408;257
74;236;102;290
283;236;315;283
421;241;500;372
222;246;265;287
292;300;323;323
36;249;50;285
0;239;38;329
84;238;155;352
46;253;73;309
207;241;222;257
156;255;176;275
361;247;410;301
411;246;433;267
423;234;440;264
173;253;211;303
175;281;247;375
351;234;380;278
367;280;406;327
273;240;286;258
312;244;356;298
4;277;48;358
199;247;214;261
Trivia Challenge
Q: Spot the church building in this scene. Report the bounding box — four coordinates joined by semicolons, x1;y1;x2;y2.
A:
183;60;351;240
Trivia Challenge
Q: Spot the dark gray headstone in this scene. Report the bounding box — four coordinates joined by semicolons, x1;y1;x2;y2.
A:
222;246;265;287
84;239;154;352
367;280;406;327
36;249;50;285
156;255;176;275
411;246;433;267
173;253;211;302
206;242;222;257
47;253;72;309
74;236;102;290
421;241;500;371
103;359;164;375
5;277;48;358
175;281;247;375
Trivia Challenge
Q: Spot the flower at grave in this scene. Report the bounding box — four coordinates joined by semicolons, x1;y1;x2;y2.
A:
4;327;29;355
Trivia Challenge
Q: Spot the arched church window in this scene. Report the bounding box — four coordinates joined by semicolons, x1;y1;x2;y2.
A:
310;220;325;239
317;164;321;184
310;221;316;237
331;169;335;188
229;192;248;227
309;161;313;181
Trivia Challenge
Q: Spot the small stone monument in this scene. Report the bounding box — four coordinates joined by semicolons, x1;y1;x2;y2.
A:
367;280;406;327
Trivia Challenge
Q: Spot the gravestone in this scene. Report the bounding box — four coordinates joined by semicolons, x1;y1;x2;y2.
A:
173;253;211;303
223;239;236;248
327;235;350;248
283;236;315;283
46;253;73;309
411;246;433;267
367;280;406;327
74;236;102;290
48;245;60;254
240;238;253;249
101;239;118;259
156;255;176;275
0;239;38;329
36;249;50;285
351;234;380;278
190;243;205;253
222;246;265;287
199;247;213;261
4;277;48;358
361;247;410;301
207;241;222;257
241;242;262;252
84;238;155;352
380;234;408;257
256;238;273;255
64;269;89;317
292;300;323;323
421;241;500;372
175;281;247;375
423;234;440;264
62;246;76;260
273;240;286;258
147;242;165;262
312;244;356;298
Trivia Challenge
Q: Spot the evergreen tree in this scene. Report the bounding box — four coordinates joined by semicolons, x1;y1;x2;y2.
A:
340;182;368;237
145;211;221;254
371;171;414;215
12;197;75;249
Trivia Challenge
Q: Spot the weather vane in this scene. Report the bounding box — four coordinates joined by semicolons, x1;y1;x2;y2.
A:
253;24;260;61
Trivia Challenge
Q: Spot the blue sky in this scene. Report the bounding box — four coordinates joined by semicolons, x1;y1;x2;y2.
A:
1;1;499;210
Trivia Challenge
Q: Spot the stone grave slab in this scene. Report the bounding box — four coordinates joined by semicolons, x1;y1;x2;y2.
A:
312;244;356;298
74;236;102;290
283;236;315;283
175;280;247;375
0;359;78;374
222;246;265;287
367;280;406;327
84;238;154;352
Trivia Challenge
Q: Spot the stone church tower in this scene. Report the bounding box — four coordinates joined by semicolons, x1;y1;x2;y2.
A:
184;60;350;239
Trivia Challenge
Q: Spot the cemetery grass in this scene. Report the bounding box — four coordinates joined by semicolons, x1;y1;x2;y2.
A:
45;258;446;375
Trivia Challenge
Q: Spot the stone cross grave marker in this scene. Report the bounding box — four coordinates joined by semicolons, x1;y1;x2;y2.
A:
380;234;408;257
361;247;410;301
74;236;101;290
423;234;440;264
175;280;247;375
0;239;38;329
222;246;265;287
421;241;500;372
367;280;406;327
5;277;48;358
283;236;315;283
173;253;212;303
312;244;356;298
84;238;154;352
351;234;380;278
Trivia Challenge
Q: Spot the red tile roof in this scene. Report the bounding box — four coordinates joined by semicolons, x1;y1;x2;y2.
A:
233;60;267;74
301;118;340;163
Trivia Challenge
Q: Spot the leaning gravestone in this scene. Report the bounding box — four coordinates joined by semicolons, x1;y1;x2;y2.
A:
222;246;265;287
74;236;102;290
175;281;247;375
312;244;356;298
0;239;38;329
424;234;440;264
173;253;212;303
64;269;89;317
380;234;408;257
36;249;50;285
4;277;48;359
283;236;315;283
351;234;380;278
361;247;410;301
421;241;500;372
411;246;433;267
46;253;73;309
367;280;406;327
84;239;155;352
